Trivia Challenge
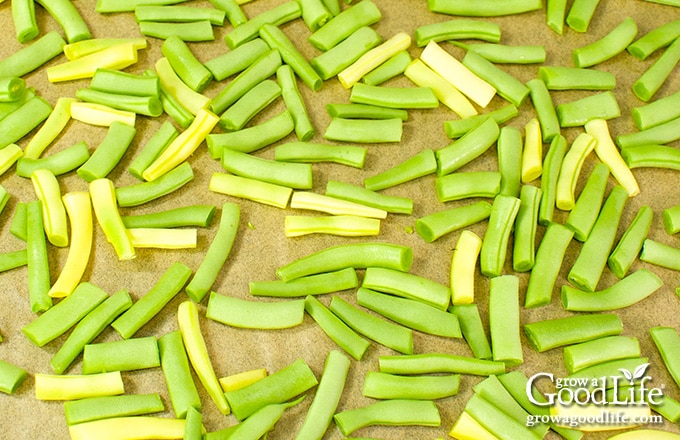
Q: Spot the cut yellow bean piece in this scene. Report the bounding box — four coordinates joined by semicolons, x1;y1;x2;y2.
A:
290;191;388;219
209;172;292;209
90;178;135;261
128;228;197;249
449;411;500;440
0;143;22;176
155;57;211;116
338;32;412;89
219;368;267;392
284;215;381;237
404;58;477;118
70;101;136;127
550;401;649;431
48;192;92;298
63;37;147;60
178;301;230;415
68;416;185;440
47;43;139;82
556;133;596;211
585;118;639;197
23;97;76;159
420;40;496;108
35;371;124;400
450;230;482;305
521;117;542;183
142;108;219;181
31;169;68;247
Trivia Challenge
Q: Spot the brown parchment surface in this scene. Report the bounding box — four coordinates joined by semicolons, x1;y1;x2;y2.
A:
1;0;680;439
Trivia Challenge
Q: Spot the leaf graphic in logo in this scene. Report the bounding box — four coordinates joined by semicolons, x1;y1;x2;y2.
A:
633;363;650;381
619;368;634;383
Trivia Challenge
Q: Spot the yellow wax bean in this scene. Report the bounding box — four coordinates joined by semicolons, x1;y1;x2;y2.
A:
0;143;22;176
556;133;596;211
449;411;500;440
70;101;136;127
47;43;139;82
63;37;147;60
31;169;68;247
290;191;388;219
450;230;482;305
23;97;76;159
48;192;92;298
68;416;185;440
219;368;268;392
128;228;197;249
155;57;211;116
338;32;412;89
90;178;135;261
521;117;543;183
35;371;124;400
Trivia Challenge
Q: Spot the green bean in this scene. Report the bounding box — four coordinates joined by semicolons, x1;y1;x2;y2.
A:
415;201;492;243
464;394;539;440
364;149;437;191
623;144;680;170
135;5;225;25
308;0;381;51
128;122;178;180
569;356;650;388
444;104;518;139
616;116;680;149
250;268;357;298
557;91;621;127
565;0;601;32
568;186;628;291
633;36;680;102
428;0;542;16
640;238;680;271
183;404;202;440
0;144;22;176
220;81;281;131
82;336;160;374
90;68;160;97
0;87;35;121
563;335;641;374
350;83;438;109
608;206;652;278
362;51;411;86
209;172;292;208
455;42;546;64
573;17;638;67
462;51;530;107
297;0;331;31
415;19;500;47
436;171;501;202
153;77;194;128
295;350;350;440
26;200;52;313
51;289;132;374
112;262;193;339
436;117;499;176
321;0;340;15
632;90;680;131
0;360;28;394
565;162;609;241
524;223;574;308
362;266;451;311
0;96;52;149
278;242;412;282
16;141;90;178
513;185;541;272
207;292;304;329
450;304;492;359
62;37;147;60
276;143;366;169
523;313;623;352
76;87;161;117
139;20;215;42
334;399;440;436
204;39;270;82
158;331;201;418
161;36;212;92
364;371;459;401
326;103;408;120
0;31;65;78
37;0;91;42
539;66;616;90
480;195;521;277
225;358;318;420
77;121;137;183
0;185;8;218
357;287;461;338
63;394;164;426
526;78;560;142
650;326;680;391
116;161;194;208
22;282;108;347
277;65;314;142
0;77;26;103
498;126;522;197
224;1;301;49
0;249;27;273
379;353;505;376
627;19;680;60
11;0;38;43
488;275;523;366
556;133;596;211
323;117;402;143
215;397;303;440
121;205;215;229
293;191;386;220
207;110;294;156
325;180;412;214
329;295;413;354
311;27;382;81
664;204;680;234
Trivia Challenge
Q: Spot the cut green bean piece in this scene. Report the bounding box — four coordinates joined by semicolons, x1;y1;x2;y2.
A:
556;91;620;127
623;144;680;170
0;249;27;273
480;195;521;277
364;149;436;191
225;358;318;421
161;35;212;92
0;96;52;149
350;83;438;109
206;110;294;156
77;121;137;183
566;357;649;390
444;104;518;139
513;185;541;272
294;350;350;440
224;1;301;49
204;39;270;82
568;186;628;292
462;51;530;107
566;0;601;32
498;126;522;197
216;397;303;440
362;50;411;86
436;171;501;202
276;143;367;169
415;19;501;47
208;292;305;329
37;0;91;43
465;394;540;440
76;88;162;117
565;162;610;241
564;335;641;374
22;282;108;347
121;205;215;229
0;77;26;102
627;19;680;60
64;393;164;425
135;5;225;25
112;262;192;339
364;371;459;400
308;0;381;51
362;267;450;311
0;31;65;78
277;64;314;142
116;161;194;208
304;295;369;360
50;289;132;374
325;180;412;214
524;222;574;308
158;331;201;418
139;20;214;42
222;147;311;189
633;36;680;102
16;141;90;178
436;117;500;176
0;143;22;175
0;360;28;394
0;185;8;218
329;295;413;354
450;304;492;359
428;0;542;16
416;201;492;243
183;404;202;440
297;0;331;31
0;88;35;122
650;326;680;391
250;268;357;298
323;117;402;143
641;239;680;271
26;200;52;313
526;78;560;143
632;90;680;131
357;287;461;338
489;275;523;366
209;172;292;208
608;206;652;278
539;66;616;90
573;17;638;67
617;116;680;149
90;68;159;98
128;121;178;181
664;204;680;234
380;353;505;376
334;399;440;436
456;42;546;64
326;103;408;120
12;0;39;43
311;26;383;80
82;336;160;374
524;314;623;352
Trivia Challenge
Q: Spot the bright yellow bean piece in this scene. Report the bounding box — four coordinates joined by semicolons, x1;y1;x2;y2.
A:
219;368;268;392
338;32;411;89
68;416;185;440
128;228;197;249
47;43;139;82
70;101;136;127
521;117;543;183
450;230;482;305
31;168;68;247
556;133;596;211
35;371;124;400
90;178;135;261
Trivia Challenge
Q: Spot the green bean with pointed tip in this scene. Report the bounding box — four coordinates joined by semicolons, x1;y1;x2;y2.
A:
428;0;542;16
415;201;492;243
562;269;662;311
16;141;90;178
326;103;408;120
116;161;193;207
26;200;51;313
364;149;436;191
450;304;492;359
617;116;680;149
572;16;638;67
379;353;505;376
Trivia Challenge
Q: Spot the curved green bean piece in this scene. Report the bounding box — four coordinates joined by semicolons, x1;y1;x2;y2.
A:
539;66;616;90
436;117;499;176
308;0;381;51
633;36;680;102
565;162;610;241
565;0;601;32
276;143;367;169
436;171;501;202
117;161;193;208
449;231;483;305
523;314;623;352
128;121;178;180
77;121;136;182
224;1;301;49
207;292;304;329
82;336;160;374
12;0;38;43
135;5;225;25
76;88;162;117
0;249;27;273
204;39;270;82
63;393;164;425
462;51;530;107
616;116;680;149
623;144;680;170
526;78;560;142
524;222;574;308
480;195;521;277
627;19;680;60
277;64;314;142
497;126;522;197
158;331;201;418
572;17;638;67
664;204;680;234
206;110;294;156
415;201;492;243
379;353;505;376
362;267;451;311
350;83;438;109
444;104;518;139
0;360;28;394
562;268;663;311
362;51;411;86
185;203;239;303
450;304;492;359
0;96;52;149
513;185;542;272
311;27;383;80
364;149;436;191
326;103;408;120
557;91;620;127
16;141;90;178
563;335;641;374
222;148;311;189
0;31;65;78
650;326;680;391
161;35;212;92
357;287;461;338
456;42;546;64
26;200;52;313
323;117;402;143
415;19;501;47
608;206;652;278
325;180;412;214
428;0;542;16
37;0;91;43
364;371;459;400
632;90;680;130
250;268;357;298
139;20;214;42
217;398;303;440
121;205;215;229
334;399;440;436
640;239;680;271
